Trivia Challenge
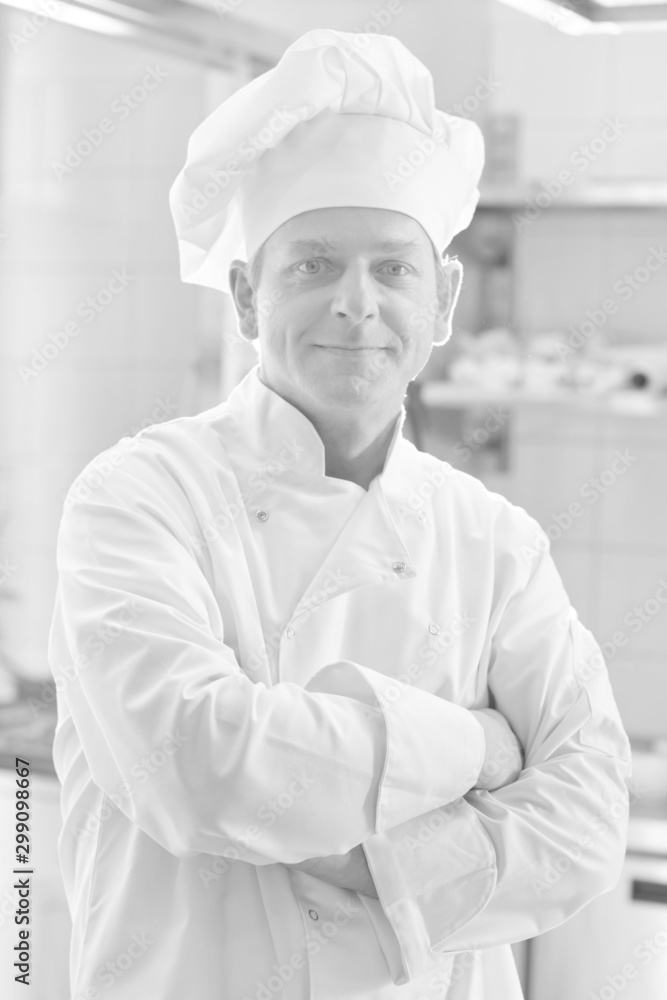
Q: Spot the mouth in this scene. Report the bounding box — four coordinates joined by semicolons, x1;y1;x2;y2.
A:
315;346;387;353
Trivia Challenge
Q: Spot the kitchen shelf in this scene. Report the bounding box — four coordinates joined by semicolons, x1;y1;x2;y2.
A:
479;180;667;209
418;381;667;415
461;179;667;335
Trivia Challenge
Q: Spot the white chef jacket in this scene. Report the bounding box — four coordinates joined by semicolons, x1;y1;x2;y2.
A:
49;362;633;1000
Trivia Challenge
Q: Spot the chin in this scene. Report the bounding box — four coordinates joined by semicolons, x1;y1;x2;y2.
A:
313;373;390;409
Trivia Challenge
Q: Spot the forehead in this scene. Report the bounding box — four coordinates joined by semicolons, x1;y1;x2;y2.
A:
265;206;431;257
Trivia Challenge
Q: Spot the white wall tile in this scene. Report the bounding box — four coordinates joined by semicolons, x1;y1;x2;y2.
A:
512;402;606;442
0;172;187;272
596;439;667;547
521;118;633;182
604;410;667;446
607;658;667;740
489;4;614;122
513;215;609;333
593;550;667;657
10;459;84;547
124;276;203;362
508;439;600;543
512;210;667;340
616;34;667;119
1;271;134;364
549;542;596;628
610;121;667;179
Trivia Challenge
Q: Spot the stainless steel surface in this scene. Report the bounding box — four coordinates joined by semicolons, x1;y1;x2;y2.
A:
0;0;286;71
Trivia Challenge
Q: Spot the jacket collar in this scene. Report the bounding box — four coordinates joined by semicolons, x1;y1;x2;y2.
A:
224;363;428;514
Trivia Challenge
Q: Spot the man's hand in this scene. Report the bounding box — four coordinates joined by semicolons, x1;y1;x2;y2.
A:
469;707;524;791
286;845;378;898
285;709;523;894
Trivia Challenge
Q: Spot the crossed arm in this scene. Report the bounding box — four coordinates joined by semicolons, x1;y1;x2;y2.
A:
286;706;525;896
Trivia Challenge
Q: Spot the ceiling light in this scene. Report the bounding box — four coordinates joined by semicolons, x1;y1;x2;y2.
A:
495;0;667;31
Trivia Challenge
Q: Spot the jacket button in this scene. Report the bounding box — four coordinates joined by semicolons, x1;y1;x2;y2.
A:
392;561;406;574
286;626;296;638
308;909;319;920
255;509;269;521
429;624;440;635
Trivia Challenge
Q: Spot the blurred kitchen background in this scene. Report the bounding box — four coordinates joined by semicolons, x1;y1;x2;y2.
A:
1;1;667;997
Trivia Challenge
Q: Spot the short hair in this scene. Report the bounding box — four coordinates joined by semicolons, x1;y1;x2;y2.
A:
244;241;450;300
245;243;265;293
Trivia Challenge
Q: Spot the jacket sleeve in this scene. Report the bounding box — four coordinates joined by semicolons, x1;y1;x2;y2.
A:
51;441;486;863
361;516;633;985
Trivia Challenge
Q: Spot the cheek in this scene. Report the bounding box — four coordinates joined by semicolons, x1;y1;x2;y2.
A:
396;314;431;353
259;301;321;344
395;289;436;336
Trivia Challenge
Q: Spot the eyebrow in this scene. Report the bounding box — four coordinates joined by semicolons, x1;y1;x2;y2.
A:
283;237;425;256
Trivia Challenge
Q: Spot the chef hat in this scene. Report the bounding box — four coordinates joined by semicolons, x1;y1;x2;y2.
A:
168;28;485;294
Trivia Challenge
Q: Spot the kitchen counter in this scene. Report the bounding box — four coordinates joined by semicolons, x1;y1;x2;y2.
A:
418;381;667;416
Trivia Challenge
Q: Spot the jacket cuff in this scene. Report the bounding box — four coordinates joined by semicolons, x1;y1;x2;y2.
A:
355;888;410;986
303;660;486;832
361;796;497;982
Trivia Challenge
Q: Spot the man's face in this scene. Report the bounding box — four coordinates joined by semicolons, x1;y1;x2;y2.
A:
231;206;454;418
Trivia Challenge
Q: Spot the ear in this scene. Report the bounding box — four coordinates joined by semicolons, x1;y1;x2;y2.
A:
228;259;259;343
432;256;463;348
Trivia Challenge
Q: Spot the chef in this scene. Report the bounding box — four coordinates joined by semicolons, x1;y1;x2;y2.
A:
49;27;633;1000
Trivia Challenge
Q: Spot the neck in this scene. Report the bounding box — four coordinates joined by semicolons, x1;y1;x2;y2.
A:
313;411;401;490
257;371;402;490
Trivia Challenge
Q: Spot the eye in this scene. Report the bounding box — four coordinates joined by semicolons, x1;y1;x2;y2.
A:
381;262;411;277
295;258;327;274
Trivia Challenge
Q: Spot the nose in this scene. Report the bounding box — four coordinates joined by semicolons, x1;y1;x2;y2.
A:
330;262;379;325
